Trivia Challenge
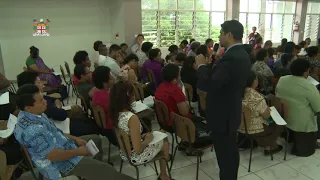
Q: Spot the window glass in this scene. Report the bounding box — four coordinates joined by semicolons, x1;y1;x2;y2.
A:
142;0;158;9
212;0;226;11
178;0;194;10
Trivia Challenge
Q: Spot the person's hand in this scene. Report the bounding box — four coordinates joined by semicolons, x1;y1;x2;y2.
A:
77;146;91;156
55;99;63;109
74;137;88;146
195;54;208;69
143;133;153;143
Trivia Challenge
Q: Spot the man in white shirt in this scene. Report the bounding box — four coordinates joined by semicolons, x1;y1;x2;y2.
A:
98;44;121;79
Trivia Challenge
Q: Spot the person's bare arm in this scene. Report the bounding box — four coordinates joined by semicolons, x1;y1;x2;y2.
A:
128;115;153;153
261;107;271;119
128;69;137;82
177;101;190;117
88;87;95;98
46;147;89;162
28;64;51;74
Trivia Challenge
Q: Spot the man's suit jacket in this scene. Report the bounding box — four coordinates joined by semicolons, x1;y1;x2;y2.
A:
197;45;251;133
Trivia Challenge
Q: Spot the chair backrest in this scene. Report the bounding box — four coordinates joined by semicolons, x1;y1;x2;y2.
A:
171;112;195;143
64;61;71;77
79;95;89;114
132;82;144;102
0;150;6;178
90;103;107;129
8;82;17;93
60;65;69;83
197;89;207;111
71;80;80;97
274;97;289;119
240;105;252;134
183;83;193;102
147;69;155;84
114;128;132;158
265;93;275;107
154;99;170;128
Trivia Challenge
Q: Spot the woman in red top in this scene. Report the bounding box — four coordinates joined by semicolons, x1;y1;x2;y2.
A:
91;66;117;145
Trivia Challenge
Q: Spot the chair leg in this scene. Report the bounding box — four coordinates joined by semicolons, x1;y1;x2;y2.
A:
196;156;200;180
134;166;140;180
211;145;214;152
248;140;253;172
153;161;159;176
119;160;124;172
284;129;289;161
108;141;113;166
166;161;172;180
270;146;274;161
170;145;179;171
171;133;175;155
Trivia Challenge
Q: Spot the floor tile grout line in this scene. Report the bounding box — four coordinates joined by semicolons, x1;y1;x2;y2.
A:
283;157;318;180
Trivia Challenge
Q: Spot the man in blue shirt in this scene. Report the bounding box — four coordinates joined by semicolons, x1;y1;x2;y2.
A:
14;84;134;180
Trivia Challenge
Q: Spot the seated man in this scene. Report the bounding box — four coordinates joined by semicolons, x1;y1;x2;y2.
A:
98;44;121;79
14;84;134;180
17;71;100;137
276;59;320;157
155;64;211;155
74;64;95;107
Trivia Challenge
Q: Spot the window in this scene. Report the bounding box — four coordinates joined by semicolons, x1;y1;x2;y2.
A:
304;2;320;42
142;0;226;47
240;0;296;43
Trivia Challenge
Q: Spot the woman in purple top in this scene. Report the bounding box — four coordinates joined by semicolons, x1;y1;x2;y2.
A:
267;48;275;70
141;48;163;89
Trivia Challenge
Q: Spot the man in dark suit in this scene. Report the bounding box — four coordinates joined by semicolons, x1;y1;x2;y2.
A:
195;20;251;180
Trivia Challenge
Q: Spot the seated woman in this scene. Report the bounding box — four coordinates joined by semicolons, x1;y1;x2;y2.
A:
26;46;62;88
109;81;173;180
73;50;92;86
120;54;139;82
91;66;117;146
276;59;320;157
181;56;198;102
141;48;163;89
155;64;211;155
267;48;275;70
240;71;283;154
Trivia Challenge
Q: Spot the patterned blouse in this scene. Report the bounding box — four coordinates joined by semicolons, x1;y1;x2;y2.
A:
252;61;274;77
239;88;269;134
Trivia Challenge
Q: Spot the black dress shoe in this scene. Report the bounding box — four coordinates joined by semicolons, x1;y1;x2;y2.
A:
264;145;283;155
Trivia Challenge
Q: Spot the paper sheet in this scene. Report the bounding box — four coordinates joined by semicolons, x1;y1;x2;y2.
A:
0;114;18;138
53;72;62;76
270;106;287;125
86;139;99;156
149;131;168;145
62;106;72;111
0;92;9;105
0;128;14;138
140;96;154;107
307;76;319;86
132;101;150;113
53;118;70;134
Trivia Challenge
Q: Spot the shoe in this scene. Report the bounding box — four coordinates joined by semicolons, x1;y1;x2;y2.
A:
186;148;204;157
264;145;283;155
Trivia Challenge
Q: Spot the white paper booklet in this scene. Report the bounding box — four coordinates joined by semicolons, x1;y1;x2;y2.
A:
53;71;62;76
0;92;9;105
149;131;168;145
142;96;154;107
62;106;72;111
86;139;99;156
307;76;319;86
132;101;150;113
0;114;18;138
53;118;70;134
270;106;287;125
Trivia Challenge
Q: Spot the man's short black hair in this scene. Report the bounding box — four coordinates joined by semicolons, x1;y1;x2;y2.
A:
205;38;213;45
137;34;144;39
17;71;39;87
120;43;128;48
148;48;161;61
195;45;209;56
176;53;186;63
124;54;139;64
221;20;244;41
109;44;121;54
73;51;89;65
281;54;294;67
74;64;87;80
281;38;288;45
290;59;310;76
307;46;319;57
93;40;103;51
190;39;196;44
16;84;40;110
162;64;180;82
141;42;154;53
256;49;268;61
284;42;295;54
92;66;111;89
181;40;188;45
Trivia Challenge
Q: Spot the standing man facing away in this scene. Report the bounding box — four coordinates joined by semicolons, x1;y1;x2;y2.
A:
195;20;251;180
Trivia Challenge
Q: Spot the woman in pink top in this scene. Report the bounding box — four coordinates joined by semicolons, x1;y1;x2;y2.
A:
92;66;117;145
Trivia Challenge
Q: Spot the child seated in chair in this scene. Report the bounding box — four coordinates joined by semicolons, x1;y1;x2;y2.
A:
109;81;174;180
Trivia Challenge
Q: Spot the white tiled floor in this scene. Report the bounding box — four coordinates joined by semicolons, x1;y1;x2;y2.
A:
63;97;320;180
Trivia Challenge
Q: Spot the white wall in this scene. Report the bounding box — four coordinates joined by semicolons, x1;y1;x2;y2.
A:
0;0;111;80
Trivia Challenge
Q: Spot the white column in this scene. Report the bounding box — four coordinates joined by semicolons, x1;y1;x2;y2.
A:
293;0;308;44
226;0;240;20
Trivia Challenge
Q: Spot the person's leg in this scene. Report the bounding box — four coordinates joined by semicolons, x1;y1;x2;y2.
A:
212;132;239;180
159;139;170;179
68;157;135;180
80;135;103;161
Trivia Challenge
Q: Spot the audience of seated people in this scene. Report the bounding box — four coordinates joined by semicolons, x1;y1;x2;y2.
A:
136;42;154;68
276;59;320;157
73;50;92;86
93;40;104;68
91;66;118;146
155;64;211;155
241;71;283;154
108;81;173;180
98;44;123;79
14;84;134;180
120;54;139;82
74;64;95;106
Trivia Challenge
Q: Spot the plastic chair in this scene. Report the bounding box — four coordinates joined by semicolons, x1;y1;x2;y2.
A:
60;65;72;103
21;145;44;180
114;128;172;180
132;82;145;102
